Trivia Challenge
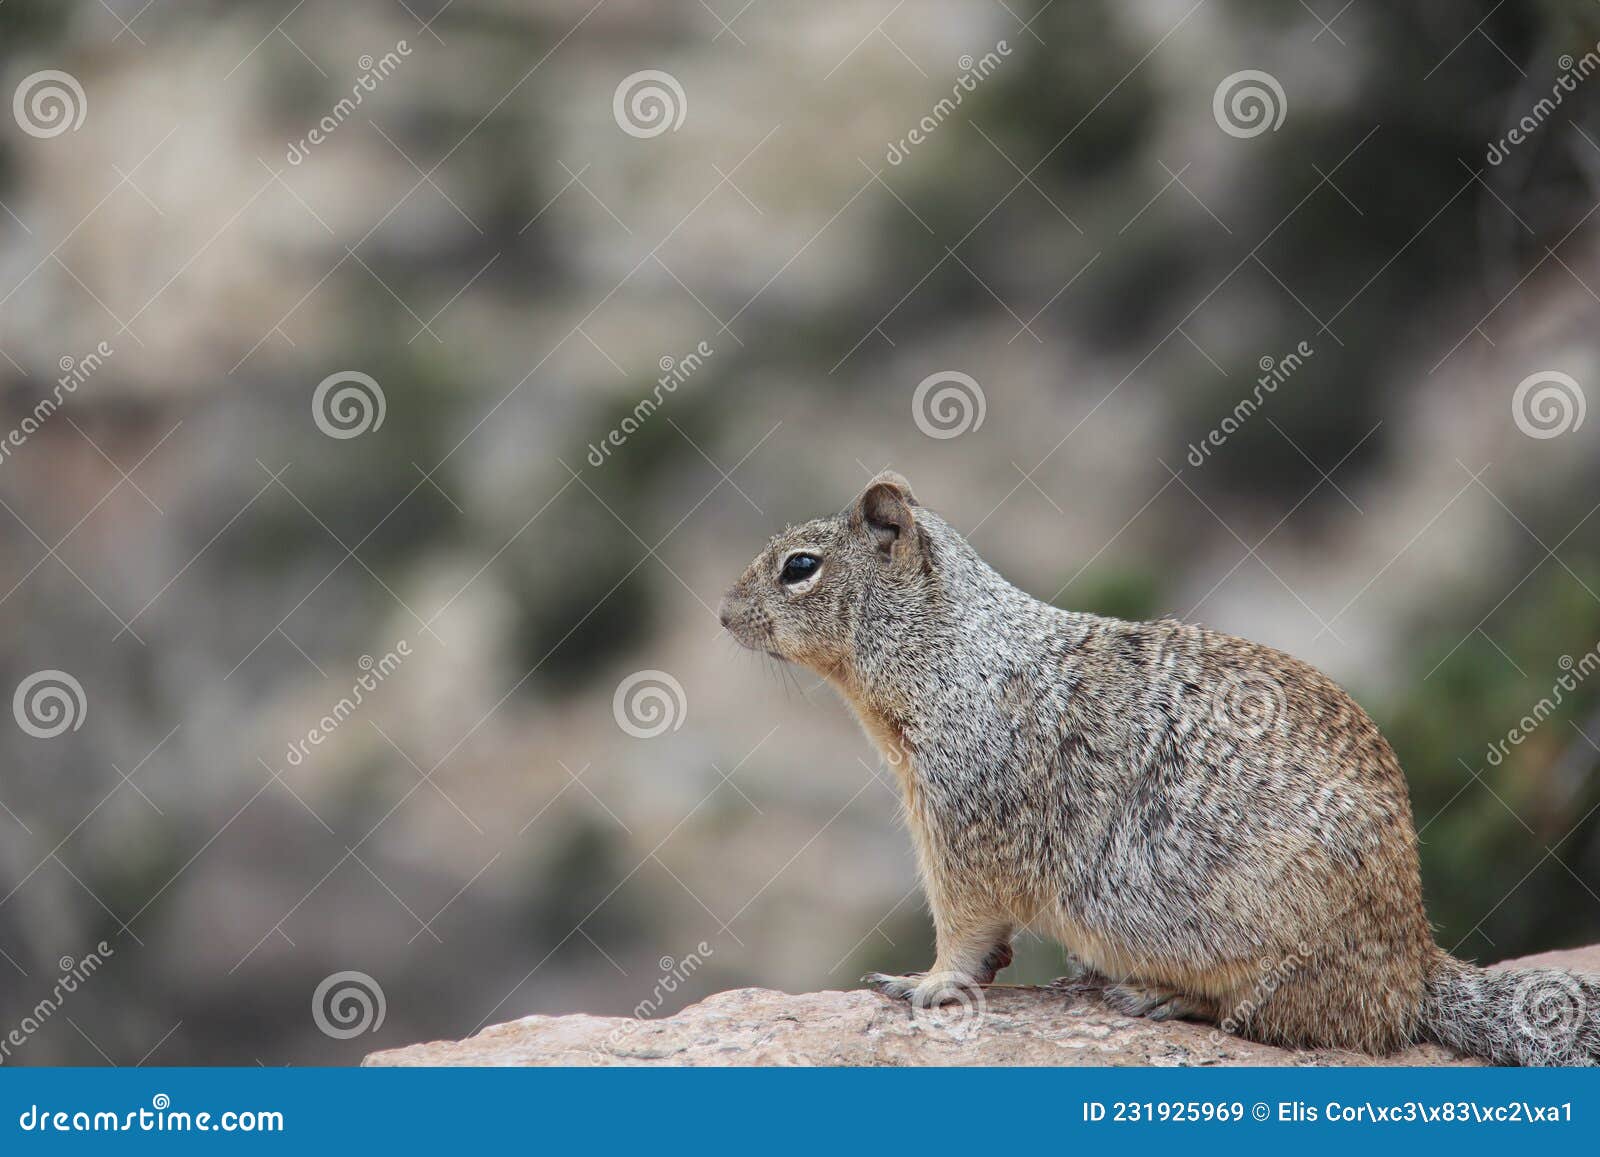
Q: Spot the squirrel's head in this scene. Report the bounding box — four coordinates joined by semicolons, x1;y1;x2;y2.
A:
718;471;929;678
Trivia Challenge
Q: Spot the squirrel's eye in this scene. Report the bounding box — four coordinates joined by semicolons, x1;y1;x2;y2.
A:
779;553;821;585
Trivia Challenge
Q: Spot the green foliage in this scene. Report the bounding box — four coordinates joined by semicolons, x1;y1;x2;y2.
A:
1057;567;1164;623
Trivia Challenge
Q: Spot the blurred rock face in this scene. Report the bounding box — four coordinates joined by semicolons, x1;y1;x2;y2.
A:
0;1;1597;1063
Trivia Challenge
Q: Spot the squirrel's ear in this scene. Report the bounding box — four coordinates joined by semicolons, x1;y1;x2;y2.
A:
852;472;919;561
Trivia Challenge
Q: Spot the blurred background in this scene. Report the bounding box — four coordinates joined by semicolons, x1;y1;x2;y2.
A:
1;0;1599;1064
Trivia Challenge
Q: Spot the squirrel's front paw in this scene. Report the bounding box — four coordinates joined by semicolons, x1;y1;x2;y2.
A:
862;970;978;1007
862;971;923;1001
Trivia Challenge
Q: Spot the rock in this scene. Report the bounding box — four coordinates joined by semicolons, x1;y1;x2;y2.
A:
1491;944;1600;974
364;945;1600;1067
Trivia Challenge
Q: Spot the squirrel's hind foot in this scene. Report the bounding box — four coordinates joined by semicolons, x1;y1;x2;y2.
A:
1049;953;1111;990
1099;982;1218;1023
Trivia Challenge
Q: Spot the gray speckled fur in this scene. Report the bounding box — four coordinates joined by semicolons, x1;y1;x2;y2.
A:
718;473;1599;1064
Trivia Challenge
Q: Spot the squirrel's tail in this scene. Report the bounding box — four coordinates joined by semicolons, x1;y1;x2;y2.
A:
1419;949;1600;1066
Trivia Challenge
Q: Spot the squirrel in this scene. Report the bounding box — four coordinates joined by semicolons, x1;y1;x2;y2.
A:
718;470;1600;1065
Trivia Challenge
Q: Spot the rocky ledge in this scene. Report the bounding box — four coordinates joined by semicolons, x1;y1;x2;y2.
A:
364;945;1600;1067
